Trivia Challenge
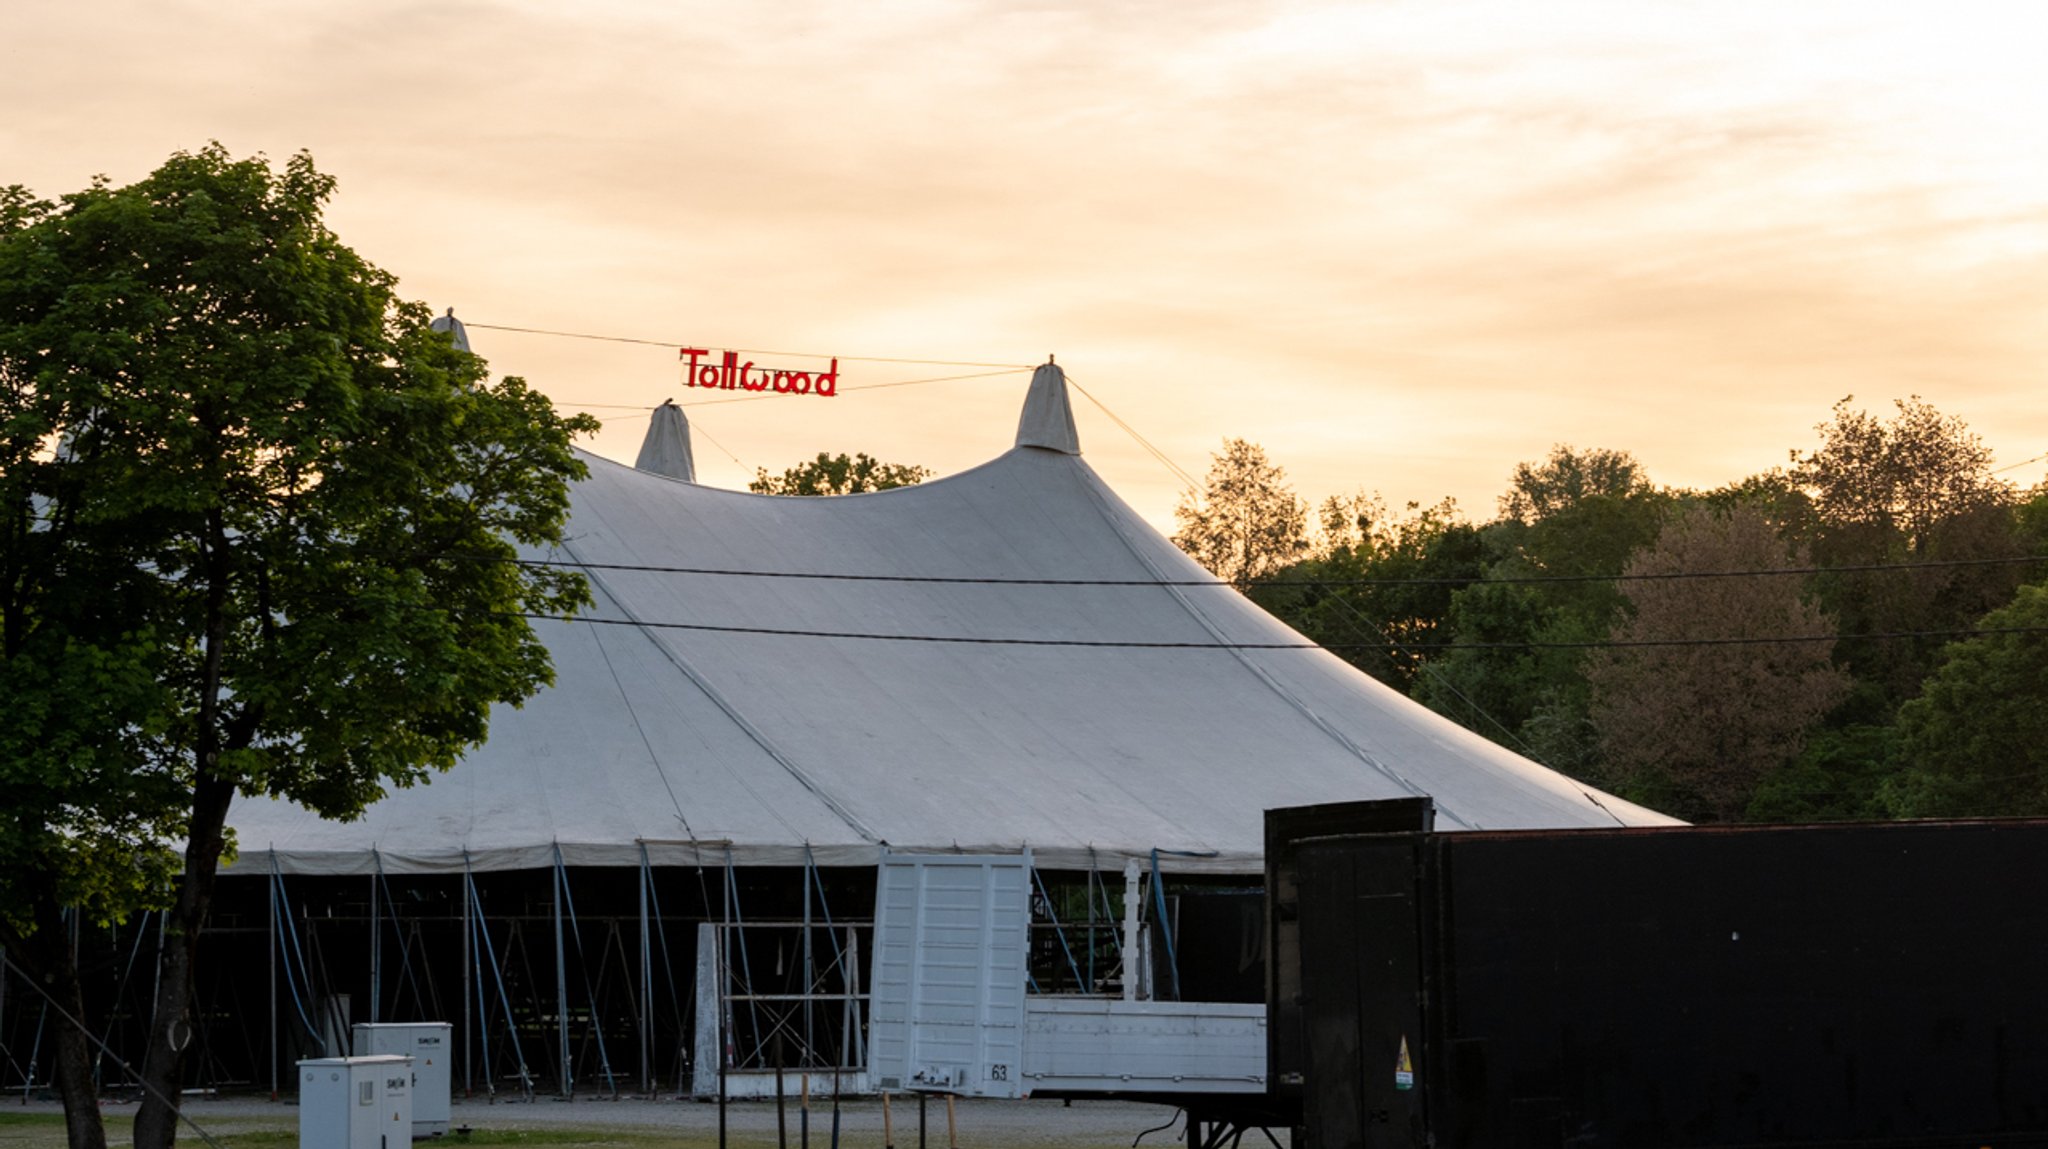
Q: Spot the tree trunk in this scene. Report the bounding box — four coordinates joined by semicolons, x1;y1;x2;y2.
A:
132;774;236;1149
29;902;108;1149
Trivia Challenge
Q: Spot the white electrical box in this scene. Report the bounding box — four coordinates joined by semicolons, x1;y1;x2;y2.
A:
299;1054;413;1149
354;1022;453;1137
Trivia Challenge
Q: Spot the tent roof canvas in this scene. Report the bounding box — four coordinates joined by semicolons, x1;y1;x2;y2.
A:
226;366;1674;875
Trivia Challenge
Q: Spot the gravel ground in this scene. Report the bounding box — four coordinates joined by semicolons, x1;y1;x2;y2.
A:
6;1094;1191;1147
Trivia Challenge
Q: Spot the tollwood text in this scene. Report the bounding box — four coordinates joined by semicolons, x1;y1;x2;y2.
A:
681;348;839;396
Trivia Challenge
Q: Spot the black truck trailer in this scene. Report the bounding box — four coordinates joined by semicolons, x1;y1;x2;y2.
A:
1265;799;2048;1149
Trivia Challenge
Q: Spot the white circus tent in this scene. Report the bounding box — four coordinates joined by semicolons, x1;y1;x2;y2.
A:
223;363;1673;878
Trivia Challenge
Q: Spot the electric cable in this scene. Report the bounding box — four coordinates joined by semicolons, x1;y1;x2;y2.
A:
0;949;227;1149
472;550;2048;588
462;322;1032;369
505;610;2048;651
679;368;1028;407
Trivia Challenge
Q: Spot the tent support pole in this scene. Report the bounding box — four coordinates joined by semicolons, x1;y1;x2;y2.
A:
840;927;854;1082
552;843;571;1098
269;863;279;1099
461;867;473;1098
1121;859;1142;1002
369;851;381;1025
802;847;814;1069
1149;850;1182;1002
640;847;653;1097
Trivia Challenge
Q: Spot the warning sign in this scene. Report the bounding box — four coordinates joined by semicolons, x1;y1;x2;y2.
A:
1395;1036;1414;1091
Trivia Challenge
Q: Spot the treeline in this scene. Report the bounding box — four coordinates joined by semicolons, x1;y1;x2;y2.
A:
1172;397;2048;824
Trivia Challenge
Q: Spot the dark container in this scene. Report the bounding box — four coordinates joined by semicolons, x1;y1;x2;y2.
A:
1273;802;2048;1148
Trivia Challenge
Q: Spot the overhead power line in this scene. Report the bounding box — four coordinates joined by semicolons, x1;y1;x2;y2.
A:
517;611;2048;651
463;322;1034;370
678;368;1028;408
490;550;2048;587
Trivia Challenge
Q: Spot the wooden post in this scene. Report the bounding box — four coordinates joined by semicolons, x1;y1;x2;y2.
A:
882;1091;895;1149
945;1094;957;1149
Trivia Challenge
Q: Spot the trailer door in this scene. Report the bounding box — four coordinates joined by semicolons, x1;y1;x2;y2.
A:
1297;836;1428;1149
868;852;1031;1098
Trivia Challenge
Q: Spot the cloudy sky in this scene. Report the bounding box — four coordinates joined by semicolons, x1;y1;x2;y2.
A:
8;0;2047;529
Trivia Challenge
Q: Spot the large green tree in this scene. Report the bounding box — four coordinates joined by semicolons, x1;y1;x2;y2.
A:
749;451;932;495
0;146;597;1149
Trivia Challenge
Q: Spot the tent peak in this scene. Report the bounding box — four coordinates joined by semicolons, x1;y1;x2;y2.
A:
1015;359;1079;455
429;307;471;353
635;399;697;481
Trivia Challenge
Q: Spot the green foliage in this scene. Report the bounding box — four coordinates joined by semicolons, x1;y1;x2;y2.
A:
1746;725;1897;823
1173;438;1308;585
1789;396;2028;706
1251;496;1485;692
1411;449;1673;779
1499;444;1653;524
1882;584;2048;817
0;145;596;959
749;452;932;496
0;633;181;930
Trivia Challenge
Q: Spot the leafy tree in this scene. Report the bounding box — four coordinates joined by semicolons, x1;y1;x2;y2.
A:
1173;438;1308;584
1882;584;2048;817
1745;724;1897;823
1791;395;2012;550
749;451;932;495
1790;396;2027;706
1415;447;1672;780
1256;495;1486;692
1586;505;1850;822
1499;444;1654;524
0;146;598;1149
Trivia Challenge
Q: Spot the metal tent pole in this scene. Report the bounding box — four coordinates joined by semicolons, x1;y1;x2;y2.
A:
838;924;854;1100
552;844;571;1098
269;859;279;1100
848;926;864;1069
802;848;814;1070
369;851;382;1024
1121;859;1141;1002
718;862;729;1149
639;847;653;1097
461;867;473;1097
553;847;620;1097
23;1000;46;1102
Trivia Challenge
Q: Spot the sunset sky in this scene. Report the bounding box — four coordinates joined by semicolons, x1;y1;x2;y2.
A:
8;0;2047;531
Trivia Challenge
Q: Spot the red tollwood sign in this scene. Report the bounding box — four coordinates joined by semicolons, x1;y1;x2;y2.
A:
680;348;839;397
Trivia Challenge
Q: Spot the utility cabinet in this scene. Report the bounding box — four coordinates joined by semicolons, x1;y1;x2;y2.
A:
354;1022;453;1137
298;1054;413;1149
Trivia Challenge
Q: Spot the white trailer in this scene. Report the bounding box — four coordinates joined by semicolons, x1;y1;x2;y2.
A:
866;852;1266;1099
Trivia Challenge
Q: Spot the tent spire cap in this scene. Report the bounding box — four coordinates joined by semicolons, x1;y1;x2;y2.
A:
635;399;697;481
429;307;471;353
1015;358;1080;455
